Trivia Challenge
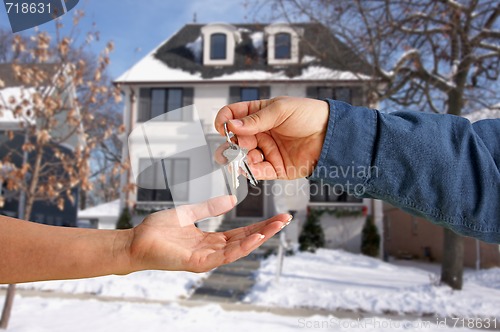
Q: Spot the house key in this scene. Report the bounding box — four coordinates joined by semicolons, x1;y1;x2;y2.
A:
222;123;258;189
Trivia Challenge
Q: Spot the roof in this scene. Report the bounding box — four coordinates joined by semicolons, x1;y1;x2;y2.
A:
78;199;120;219
0;87;36;128
115;23;373;83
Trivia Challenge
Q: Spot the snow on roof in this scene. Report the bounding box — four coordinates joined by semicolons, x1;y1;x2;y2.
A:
116;54;369;83
0;86;36;128
465;105;500;123
115;53;202;82
301;55;318;64
78;199;120;219
186;36;202;64
250;31;264;56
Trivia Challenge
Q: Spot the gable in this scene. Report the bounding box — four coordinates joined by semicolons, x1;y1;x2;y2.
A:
115;23;373;83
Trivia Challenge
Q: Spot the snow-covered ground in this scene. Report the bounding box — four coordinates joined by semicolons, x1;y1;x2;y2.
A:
13;270;207;301
2;295;481;332
245;249;500;318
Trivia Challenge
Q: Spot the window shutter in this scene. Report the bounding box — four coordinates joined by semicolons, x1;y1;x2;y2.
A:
229;86;240;103
138;88;151;122
306;86;318;99
182;87;194;121
351;87;364;106
259;86;270;100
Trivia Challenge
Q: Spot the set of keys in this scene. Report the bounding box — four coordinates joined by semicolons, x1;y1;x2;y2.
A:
222;122;258;189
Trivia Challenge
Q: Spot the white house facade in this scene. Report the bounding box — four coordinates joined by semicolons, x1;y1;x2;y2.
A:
114;22;383;253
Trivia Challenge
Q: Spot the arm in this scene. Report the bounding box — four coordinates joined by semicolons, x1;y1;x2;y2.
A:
312;99;500;243
215;97;500;243
0;196;292;284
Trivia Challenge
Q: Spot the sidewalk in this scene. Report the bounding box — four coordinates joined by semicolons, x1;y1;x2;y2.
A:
189;218;280;302
1;288;496;330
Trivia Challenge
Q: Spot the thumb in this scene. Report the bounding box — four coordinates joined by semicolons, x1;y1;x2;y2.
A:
175;195;237;226
228;104;285;136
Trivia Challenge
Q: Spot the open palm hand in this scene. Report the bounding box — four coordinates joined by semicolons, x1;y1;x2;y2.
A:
127;196;291;273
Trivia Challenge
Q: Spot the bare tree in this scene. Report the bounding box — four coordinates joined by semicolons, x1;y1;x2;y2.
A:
262;0;500;290
0;10;122;329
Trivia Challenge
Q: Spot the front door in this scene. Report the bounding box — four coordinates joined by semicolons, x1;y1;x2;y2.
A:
235;180;265;218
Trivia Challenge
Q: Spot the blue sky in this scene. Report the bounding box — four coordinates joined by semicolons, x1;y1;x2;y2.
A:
0;0;257;79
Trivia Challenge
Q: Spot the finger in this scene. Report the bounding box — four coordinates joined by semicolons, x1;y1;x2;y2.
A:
196;215;293;270
224;220;284;263
247;161;278;180
234;135;257;151
214;99;274;136
224;213;291;240
254;133;286;172
177;195;236;225
247;149;265;164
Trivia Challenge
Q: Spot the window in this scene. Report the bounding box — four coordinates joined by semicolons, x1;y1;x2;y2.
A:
150;88;183;120
275;33;291;59
307;87;352;104
335;88;351;103
240;88;260;102
137;158;189;202
230;86;270;103
138;88;193;122
317;87;334;100
210;33;227;60
309;180;362;204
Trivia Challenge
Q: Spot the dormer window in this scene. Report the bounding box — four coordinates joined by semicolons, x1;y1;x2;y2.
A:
265;23;303;65
210;33;227;60
201;23;240;66
275;33;291;59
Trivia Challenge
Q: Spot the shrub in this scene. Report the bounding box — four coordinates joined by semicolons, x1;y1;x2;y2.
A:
116;207;133;229
299;209;325;252
361;215;380;257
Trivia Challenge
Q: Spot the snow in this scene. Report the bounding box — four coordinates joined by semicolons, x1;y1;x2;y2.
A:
15;269;207;301
78;199;120;219
115;54;202;82
115;41;370;82
298;66;371;80
207;66;370;82
1;296;480;332
0;87;36;127
301;55;317;64
250;31;264;56
1;249;497;331
245;249;500;318
186;36;202;64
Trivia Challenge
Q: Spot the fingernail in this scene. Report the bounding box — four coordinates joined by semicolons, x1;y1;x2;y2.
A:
280;215;293;230
230;119;243;127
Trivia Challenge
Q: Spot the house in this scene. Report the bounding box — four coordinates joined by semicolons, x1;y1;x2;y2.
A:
384;108;500;267
0;63;81;226
77;199;120;229
114;22;384;253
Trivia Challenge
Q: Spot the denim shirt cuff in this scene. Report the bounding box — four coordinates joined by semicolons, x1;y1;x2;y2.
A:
310;99;377;195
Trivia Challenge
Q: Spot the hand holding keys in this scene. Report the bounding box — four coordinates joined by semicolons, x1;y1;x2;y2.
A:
222;122;258;189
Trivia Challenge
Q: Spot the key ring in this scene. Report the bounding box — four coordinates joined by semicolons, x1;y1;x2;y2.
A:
224;122;238;145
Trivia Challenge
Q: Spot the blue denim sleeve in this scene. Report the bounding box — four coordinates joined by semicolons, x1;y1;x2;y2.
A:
310;99;500;243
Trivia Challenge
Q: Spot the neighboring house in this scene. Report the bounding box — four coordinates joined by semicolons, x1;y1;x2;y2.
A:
384;108;500;267
0;63;81;226
114;22;384;253
77;199;120;229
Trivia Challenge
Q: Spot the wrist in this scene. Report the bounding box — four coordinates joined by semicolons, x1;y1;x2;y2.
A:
112;229;136;275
